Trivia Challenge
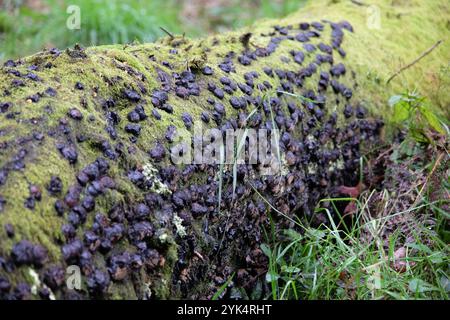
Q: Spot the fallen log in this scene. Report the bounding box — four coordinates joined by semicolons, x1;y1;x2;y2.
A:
0;0;448;299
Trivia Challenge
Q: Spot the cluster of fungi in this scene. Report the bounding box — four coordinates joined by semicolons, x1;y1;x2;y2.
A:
0;18;383;299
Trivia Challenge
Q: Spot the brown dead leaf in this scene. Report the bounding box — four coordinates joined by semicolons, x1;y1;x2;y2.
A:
336;182;365;216
337;182;365;198
391;247;415;273
394;247;406;260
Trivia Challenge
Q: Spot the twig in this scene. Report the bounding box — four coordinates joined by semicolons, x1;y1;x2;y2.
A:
375;146;393;162
387;40;443;84
250;41;264;49
193;250;205;261
159;27;174;39
350;0;368;6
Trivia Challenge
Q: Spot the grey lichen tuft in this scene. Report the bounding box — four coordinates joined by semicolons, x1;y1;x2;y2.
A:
142;163;172;195
172;214;187;238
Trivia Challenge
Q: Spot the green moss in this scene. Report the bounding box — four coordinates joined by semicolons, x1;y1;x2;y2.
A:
151;232;178;299
108;279;138;300
284;0;450;113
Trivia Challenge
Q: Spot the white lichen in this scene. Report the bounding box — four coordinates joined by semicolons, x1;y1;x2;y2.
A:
173;213;187;238
158;233;169;243
142;163;172;194
29;268;40;295
142;281;152;300
28;268;55;300
307;163;318;175
335;157;345;170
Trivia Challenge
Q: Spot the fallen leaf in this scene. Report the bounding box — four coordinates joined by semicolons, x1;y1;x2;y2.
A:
344;201;357;215
336;182;365;198
336;182;365;216
394;247;406;260
391;247;415;272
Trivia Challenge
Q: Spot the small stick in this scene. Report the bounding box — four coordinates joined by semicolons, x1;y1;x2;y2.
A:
250;41;264;49
386;40;443;84
160;27;174;39
350;0;368;6
193;250;205;261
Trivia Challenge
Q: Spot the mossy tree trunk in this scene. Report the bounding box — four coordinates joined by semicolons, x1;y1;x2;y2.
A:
0;0;448;300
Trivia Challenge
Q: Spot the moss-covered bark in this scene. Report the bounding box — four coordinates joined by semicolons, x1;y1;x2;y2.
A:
0;0;448;300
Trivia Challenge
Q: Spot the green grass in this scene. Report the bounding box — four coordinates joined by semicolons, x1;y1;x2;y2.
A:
0;0;307;61
260;194;449;300
258;91;449;300
0;0;183;60
212;272;235;300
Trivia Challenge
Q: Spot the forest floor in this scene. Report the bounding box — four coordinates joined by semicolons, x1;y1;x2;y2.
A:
253;92;449;300
258;137;449;299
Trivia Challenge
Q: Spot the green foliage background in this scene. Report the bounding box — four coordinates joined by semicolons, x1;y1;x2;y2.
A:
0;0;305;61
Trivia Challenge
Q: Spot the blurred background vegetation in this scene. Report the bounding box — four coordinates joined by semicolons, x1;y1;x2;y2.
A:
0;0;306;61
